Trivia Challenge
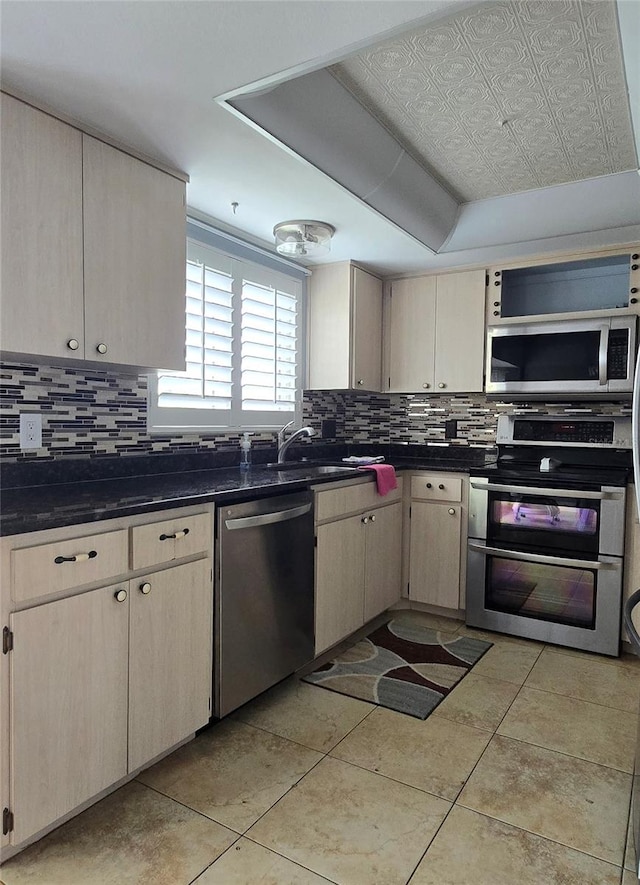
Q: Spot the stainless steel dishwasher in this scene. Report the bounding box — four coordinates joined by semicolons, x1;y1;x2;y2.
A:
214;490;315;718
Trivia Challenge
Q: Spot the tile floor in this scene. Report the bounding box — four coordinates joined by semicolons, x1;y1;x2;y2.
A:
1;610;640;885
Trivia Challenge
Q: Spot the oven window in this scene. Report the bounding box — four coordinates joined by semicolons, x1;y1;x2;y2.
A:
491;500;598;535
486;557;596;629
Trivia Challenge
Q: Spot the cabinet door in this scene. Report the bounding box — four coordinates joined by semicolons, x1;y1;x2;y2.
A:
315;514;365;654
351;266;383;391
10;584;129;844
0;94;84;360
128;559;212;772
409;502;462;609
83;136;186;371
386;276;436;392
434;270;486;393
364;502;403;622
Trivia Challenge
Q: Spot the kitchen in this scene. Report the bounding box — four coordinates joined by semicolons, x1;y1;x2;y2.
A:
2;1;640;883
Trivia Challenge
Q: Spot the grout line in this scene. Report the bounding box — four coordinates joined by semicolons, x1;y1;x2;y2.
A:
514;680;639;716
241;836;340;884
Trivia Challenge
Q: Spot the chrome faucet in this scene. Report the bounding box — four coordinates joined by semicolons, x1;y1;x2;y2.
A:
277;421;317;463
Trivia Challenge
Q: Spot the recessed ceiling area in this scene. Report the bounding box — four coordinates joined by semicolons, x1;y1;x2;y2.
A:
330;0;638;201
1;0;639;276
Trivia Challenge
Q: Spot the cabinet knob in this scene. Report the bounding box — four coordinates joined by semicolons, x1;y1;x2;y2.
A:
96;343;108;355
361;516;369;524
114;589;127;603
66;338;80;351
494;281;500;286
632;298;638;304
426;483;432;489
370;514;376;522
357;379;364;386
631;289;639;295
493;310;499;316
439;484;445;490
448;508;456;516
422;382;430;389
632;265;639;271
632;254;639;260
438;382;445;389
139;582;152;595
493;301;500;307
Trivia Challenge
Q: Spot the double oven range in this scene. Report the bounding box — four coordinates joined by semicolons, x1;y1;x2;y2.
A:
466;414;632;656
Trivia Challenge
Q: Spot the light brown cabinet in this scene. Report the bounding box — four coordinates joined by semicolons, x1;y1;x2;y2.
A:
308;262;383;391
0;92;186;371
314;478;403;654
0;506;213;855
385;269;486;393
407;472;468;611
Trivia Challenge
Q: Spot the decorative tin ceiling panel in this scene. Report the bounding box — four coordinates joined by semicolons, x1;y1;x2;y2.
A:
331;0;637;201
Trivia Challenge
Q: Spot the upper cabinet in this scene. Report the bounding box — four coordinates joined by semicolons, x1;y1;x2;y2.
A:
0;93;187;371
487;249;640;325
385;269;486;394
307;262;382;392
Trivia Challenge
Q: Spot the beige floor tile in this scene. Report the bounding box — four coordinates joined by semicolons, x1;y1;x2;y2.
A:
247;756;450;885
137;720;322;833
330;706;490;800
193;838;333;884
525;647;640;712
409;805;621;885
469;642;541;685
432;672;520;732
231;676;374;752
455;624;544;650
0;781;236;885
622;869;640;885
458;734;631;865
497;686;636;772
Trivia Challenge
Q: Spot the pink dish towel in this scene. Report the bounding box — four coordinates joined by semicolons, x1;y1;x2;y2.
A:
357;464;398;496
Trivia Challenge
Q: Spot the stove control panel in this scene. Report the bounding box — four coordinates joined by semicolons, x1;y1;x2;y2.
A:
496;414;631;448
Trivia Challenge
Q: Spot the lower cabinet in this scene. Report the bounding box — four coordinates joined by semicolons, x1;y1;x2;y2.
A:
314;479;403;654
407;472;468;611
1;507;213;851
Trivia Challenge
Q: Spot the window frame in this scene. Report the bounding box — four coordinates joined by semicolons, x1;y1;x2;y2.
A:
147;219;309;435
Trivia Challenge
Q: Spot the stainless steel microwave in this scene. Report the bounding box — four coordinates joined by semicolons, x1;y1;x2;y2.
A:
485;315;637;398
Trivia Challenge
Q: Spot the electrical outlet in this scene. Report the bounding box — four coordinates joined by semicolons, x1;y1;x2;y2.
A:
20;414;42;449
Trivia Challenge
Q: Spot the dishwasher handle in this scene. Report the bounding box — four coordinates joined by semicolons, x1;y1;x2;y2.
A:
224;502;312;531
623;587;640;652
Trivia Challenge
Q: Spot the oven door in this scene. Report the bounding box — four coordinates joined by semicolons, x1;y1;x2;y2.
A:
469;480;626;557
466;544;622;656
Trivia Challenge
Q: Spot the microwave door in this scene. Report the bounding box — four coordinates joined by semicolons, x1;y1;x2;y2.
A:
487;325;607;396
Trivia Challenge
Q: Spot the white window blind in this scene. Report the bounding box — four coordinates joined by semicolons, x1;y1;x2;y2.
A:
149;238;304;432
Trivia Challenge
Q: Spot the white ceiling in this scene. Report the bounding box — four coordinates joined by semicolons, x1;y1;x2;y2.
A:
1;0;639;276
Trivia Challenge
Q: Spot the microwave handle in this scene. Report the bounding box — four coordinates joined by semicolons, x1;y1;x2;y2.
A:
598;324;609;386
468;542;614;571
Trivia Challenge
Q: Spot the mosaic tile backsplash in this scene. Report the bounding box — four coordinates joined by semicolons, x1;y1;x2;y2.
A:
0;362;633;462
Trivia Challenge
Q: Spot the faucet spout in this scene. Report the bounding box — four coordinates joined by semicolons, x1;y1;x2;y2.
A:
277;423;317;463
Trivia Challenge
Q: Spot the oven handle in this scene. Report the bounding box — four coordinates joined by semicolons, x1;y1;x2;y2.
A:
468;542;616;571
598;324;609;386
469;481;621;501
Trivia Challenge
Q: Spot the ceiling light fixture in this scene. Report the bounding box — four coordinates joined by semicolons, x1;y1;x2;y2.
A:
273;220;335;257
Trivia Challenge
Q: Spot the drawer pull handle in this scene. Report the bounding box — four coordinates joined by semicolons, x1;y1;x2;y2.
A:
139;582;152;595
426;483;432;489
448;508;456;516
114;589;127;603
54;550;97;564
361;516;369;525
370;514;376;522
439;484;445;490
159;528;190;541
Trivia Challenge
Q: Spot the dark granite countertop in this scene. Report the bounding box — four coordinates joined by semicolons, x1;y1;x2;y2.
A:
0;443;495;536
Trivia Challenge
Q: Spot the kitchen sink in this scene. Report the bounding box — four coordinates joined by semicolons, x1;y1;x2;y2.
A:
264;462;360;475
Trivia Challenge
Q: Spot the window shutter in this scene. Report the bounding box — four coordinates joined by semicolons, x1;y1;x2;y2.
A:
158;259;234;410
241;278;298;412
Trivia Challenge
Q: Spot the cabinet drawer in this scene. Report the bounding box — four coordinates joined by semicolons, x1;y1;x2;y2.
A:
12;529;129;604
315;476;402;523
130;512;212;570
411;474;462;503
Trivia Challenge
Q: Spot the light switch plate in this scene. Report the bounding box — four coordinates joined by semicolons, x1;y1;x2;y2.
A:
20;414;42;449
